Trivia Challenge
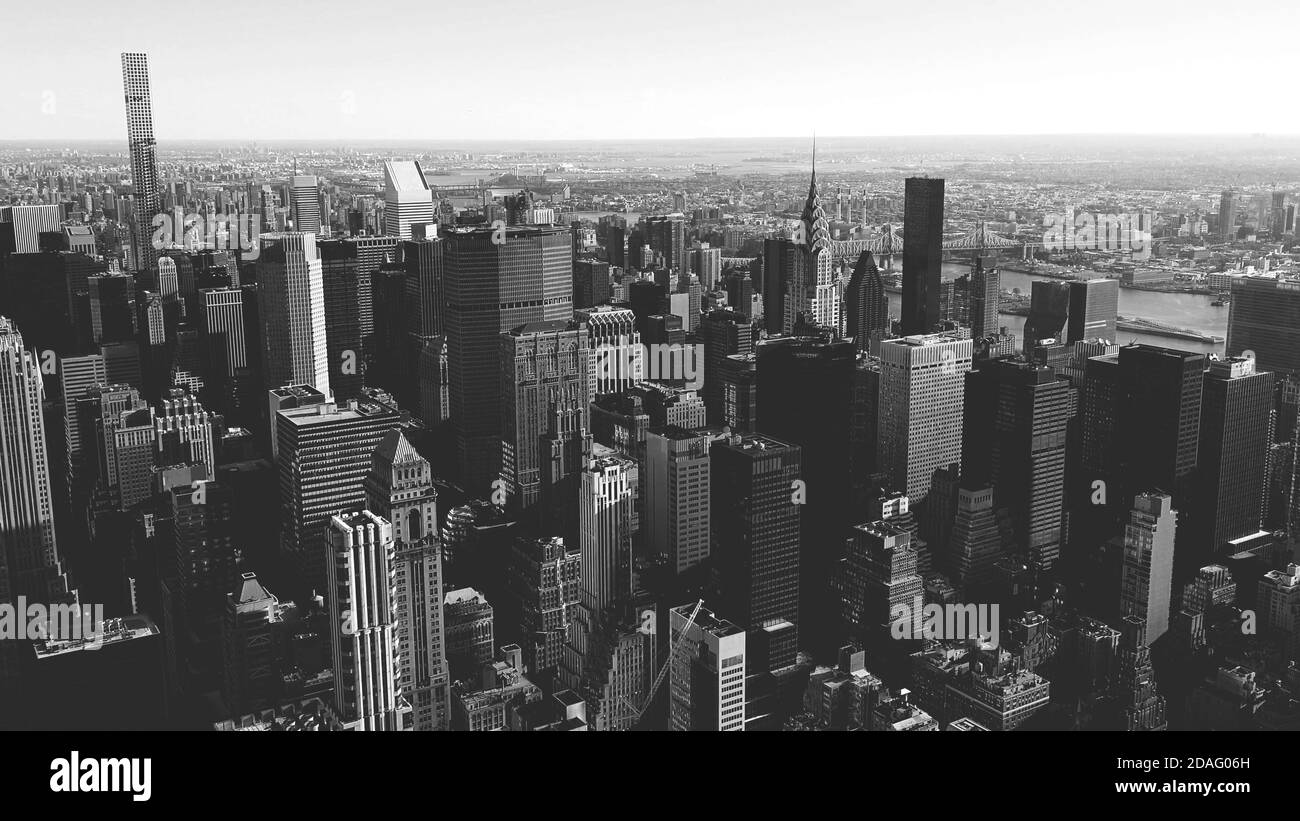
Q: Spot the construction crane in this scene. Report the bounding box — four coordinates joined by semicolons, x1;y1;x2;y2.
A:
619;598;706;728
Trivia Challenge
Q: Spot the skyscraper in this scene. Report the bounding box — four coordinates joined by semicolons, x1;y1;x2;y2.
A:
4;205;62;255
500;320;590;510
327;511;404;731
646;427;714;575
698;309;753;424
901;178;944;335
578;449;637;613
644;215;687;273
365;430;450;731
668;604;746;731
1119;493;1177;644
121;53;161;275
962;360;1073;572
968;256;1000;341
1066;278;1119;344
0;317;70;607
784;164;839;334
199;288;248;376
257;233;331;397
710;433;802;670
509;536;581;683
289;176;321;236
1193;357;1273;567
1115;344;1205;505
444;225;573;491
844;251;889;352
275;392;402;598
1226;275;1300;376
383;160;435;240
1219;189;1238;242
877;333;973;504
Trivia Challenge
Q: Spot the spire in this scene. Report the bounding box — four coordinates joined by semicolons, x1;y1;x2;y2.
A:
800;134;831;254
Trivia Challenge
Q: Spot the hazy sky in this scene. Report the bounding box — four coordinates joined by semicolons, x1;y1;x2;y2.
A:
2;0;1295;141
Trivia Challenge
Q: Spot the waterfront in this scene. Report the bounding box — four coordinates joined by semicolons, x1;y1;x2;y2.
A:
884;260;1227;355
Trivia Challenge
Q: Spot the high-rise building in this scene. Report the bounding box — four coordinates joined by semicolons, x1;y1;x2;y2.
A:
901;177;944;335
88;272;137;344
200;288;248;376
646;427;713;574
577;306;642;397
500;320;591;510
121;53;161;274
444;225;573;491
1226;275;1300;376
1193;357;1273;566
839;521;922;645
383;160;435;240
257;233;330;397
1067;279;1119;344
668;604;746;731
877;333;973;504
968;256;1000;341
644;215;687;273
710;433;802;670
365;430;450;731
946;486;1002;587
0;317;70;607
327;511;404;731
4;204;62;254
844;251;889;351
289;176;322;236
962;360;1072;572
444;587;494;681
1022;280;1071;354
275;392;402;598
1219;189;1238;242
317;239;363;401
761;237;798;334
756;335;854;651
698;309;752;424
221;572;296;716
718;353;757;433
573;259;611;309
1119;493;1177;644
578;449;637;613
1115;344;1204;506
508;536;581;683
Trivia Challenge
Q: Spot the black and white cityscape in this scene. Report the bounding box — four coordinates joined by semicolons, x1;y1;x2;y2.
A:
2;12;1300;754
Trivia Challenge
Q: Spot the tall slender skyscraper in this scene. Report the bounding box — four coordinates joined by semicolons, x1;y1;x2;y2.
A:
902;178;944;335
327;511;404;731
383;160;435;240
0;317;70;607
844;251;889;352
968;256;1000;341
1115;344;1205;506
121;53;161;275
257;233;331;397
365;430;450;731
646;427;713;574
1219;189;1238;242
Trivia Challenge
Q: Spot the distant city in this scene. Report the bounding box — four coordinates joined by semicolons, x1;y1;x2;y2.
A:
2;50;1299;737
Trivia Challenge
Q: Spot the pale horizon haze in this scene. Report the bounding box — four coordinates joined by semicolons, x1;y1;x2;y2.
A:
1;0;1297;141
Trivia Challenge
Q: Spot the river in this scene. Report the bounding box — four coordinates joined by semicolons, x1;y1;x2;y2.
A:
884;261;1226;355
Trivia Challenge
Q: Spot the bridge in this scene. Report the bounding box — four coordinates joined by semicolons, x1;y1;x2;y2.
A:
829;221;1032;261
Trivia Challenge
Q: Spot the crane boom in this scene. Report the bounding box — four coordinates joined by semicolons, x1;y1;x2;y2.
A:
635;598;705;724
